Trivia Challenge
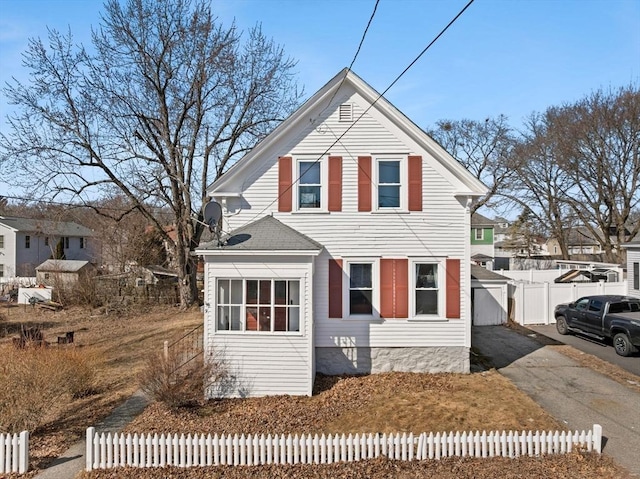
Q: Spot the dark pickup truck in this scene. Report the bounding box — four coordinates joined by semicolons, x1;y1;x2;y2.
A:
554;295;640;356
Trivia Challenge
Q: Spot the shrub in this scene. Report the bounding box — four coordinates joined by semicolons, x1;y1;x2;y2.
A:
139;346;228;409
0;344;97;432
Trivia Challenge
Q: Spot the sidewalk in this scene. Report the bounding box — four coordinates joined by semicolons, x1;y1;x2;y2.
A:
34;390;150;479
472;325;640;477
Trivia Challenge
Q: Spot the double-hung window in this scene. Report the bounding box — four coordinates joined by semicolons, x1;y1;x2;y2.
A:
298;161;321;209
349;263;373;316
475;228;483;240
414;263;439;316
377;160;401;208
25;235;31;249
0;235;4;248
217;279;300;332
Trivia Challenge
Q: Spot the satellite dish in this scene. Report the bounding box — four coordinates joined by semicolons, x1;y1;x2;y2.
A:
203;201;222;233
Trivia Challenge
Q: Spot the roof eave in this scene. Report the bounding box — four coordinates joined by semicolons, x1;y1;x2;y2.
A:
196;248;322;256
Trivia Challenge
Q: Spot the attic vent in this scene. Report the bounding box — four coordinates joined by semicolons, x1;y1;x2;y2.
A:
339;103;353;122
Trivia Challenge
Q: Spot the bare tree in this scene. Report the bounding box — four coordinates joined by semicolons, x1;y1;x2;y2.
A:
428;115;517;213
0;0;302;307
506;112;576;259
553;85;640;262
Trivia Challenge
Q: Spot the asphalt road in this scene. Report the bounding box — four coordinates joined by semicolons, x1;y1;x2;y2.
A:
472;326;640;477
527;324;640;377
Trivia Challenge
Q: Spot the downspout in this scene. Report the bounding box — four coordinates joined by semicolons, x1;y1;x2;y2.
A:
464;196;473;350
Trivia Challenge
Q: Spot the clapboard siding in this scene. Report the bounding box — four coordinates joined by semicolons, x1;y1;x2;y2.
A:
203;257;314;397
214;88;470;353
208;336;311;396
627;247;640;297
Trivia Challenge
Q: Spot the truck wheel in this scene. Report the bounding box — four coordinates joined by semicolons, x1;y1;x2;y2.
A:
613;333;637;357
556;316;569;335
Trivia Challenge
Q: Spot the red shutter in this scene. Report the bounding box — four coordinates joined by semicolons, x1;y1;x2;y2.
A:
380;259;393;318
358;156;372;212
380;259;408;319
278;156;292;212
328;259;343;318
446;258;461;319
328;156;342;212
396;259;409;318
408;155;422;211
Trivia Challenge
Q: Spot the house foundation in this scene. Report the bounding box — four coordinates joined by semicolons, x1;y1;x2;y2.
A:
315;346;470;375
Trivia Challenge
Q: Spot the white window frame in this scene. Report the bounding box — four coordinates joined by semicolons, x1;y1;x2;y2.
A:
374;157;406;211
343;258;380;320
295;158;327;212
215;277;303;335
475;228;483;240
410;259;445;320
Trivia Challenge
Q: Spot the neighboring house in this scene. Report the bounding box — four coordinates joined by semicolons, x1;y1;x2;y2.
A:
0;216;94;277
547;226;630;258
470;213;497;270
35;259;96;288
622;239;640;298
547;227;601;256
196;69;487;398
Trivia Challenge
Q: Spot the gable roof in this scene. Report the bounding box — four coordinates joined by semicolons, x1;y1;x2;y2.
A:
197;215;323;254
470;264;509;282
622;236;640;248
471;212;498;227
36;259;91;273
207;68;488;198
0;216;93;237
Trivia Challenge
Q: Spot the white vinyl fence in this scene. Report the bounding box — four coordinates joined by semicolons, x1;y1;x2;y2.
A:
511;281;628;325
0;431;29;474
86;425;602;471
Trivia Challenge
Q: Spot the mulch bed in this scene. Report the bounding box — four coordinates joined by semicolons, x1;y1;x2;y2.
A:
79;453;628;479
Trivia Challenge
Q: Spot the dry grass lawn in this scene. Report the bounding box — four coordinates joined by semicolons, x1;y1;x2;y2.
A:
0;303;635;478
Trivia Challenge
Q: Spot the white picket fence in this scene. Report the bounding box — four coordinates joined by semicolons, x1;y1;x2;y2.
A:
0;431;29;474
85;425;602;471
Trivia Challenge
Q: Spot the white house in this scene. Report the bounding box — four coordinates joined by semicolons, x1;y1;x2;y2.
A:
622;238;640;298
196;69;488;398
0;216;95;278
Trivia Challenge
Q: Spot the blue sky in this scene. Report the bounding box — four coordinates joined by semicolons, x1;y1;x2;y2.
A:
0;0;639;196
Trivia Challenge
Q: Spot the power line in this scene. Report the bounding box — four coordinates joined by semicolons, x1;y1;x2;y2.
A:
324;0;380;110
238;0;476;228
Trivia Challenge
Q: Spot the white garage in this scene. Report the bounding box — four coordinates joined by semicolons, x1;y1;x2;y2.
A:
471;265;509;326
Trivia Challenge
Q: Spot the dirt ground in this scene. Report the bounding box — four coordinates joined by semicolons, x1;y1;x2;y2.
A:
0;304;636;478
0;301;202;474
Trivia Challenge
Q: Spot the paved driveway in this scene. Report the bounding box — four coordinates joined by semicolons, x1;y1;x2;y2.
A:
527;324;640;376
472;326;640;477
